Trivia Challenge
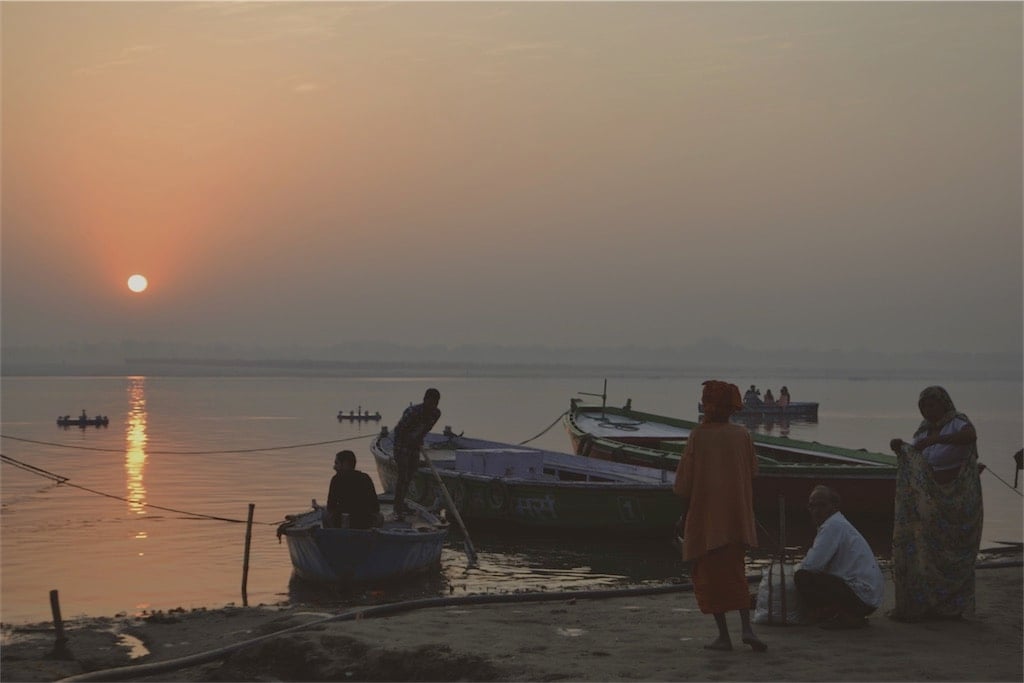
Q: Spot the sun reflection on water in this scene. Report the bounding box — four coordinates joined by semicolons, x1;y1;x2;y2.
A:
125;377;148;515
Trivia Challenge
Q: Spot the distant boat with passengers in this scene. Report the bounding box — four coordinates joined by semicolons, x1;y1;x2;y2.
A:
338;407;382;422
57;410;109;428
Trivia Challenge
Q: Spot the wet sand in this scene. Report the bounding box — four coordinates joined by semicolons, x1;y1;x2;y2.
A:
2;564;1020;682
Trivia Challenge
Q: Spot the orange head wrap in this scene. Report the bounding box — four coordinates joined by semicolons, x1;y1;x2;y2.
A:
701;380;743;423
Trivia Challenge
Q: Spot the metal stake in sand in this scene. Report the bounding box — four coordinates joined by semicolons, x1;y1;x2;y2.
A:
421;448;478;568
49;589;72;659
241;503;255;606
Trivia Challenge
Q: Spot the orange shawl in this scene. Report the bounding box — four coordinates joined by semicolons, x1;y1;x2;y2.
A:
673;422;758;561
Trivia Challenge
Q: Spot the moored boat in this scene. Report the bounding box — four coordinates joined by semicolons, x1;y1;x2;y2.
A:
564;398;897;529
371;428;680;537
276;500;448;583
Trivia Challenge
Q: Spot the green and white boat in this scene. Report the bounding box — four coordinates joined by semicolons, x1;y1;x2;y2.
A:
564;397;897;529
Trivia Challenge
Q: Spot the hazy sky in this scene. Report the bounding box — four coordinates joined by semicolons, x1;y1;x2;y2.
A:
2;2;1021;354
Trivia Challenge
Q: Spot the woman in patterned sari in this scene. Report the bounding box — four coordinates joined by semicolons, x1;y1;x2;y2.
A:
888;386;983;621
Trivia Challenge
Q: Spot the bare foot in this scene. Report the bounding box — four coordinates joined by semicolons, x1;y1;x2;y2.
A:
703;637;733;651
742;635;767;652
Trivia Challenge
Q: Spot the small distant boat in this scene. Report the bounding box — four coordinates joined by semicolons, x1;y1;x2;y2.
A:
57;413;109;428
276;500;447;583
337;409;382;422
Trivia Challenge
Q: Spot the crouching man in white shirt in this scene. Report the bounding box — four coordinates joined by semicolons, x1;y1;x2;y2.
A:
796;485;885;630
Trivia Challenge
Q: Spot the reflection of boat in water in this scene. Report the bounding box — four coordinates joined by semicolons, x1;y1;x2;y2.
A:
337;410;382;422
699;401;819;419
733;412;816;434
276;500;447;583
57;413;109;428
285;555;453;607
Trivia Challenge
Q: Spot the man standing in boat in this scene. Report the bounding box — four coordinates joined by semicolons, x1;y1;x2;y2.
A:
391;388;442;517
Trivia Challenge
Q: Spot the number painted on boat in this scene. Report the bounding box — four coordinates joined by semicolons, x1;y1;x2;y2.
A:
617;497;641;522
513;495;557;519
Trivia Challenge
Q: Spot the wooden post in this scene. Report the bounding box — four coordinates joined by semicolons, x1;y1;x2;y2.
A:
778;495;787;625
49;589;72;659
241;503;255;607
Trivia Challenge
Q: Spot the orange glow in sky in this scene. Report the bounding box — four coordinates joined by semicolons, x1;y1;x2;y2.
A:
1;3;1020;353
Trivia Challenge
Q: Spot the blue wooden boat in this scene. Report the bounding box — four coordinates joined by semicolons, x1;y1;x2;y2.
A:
276;501;448;583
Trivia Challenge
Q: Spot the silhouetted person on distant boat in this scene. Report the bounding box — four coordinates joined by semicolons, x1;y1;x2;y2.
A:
325;450;380;530
743;385;761;408
391;388;441;517
777;386;791;409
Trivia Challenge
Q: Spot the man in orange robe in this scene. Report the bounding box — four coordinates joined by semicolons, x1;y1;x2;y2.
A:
674;380;766;652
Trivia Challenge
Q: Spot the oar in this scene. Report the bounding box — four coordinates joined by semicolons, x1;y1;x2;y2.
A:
420;448;478;568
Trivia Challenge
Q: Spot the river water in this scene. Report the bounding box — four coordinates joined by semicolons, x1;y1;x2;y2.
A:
1;373;1020;625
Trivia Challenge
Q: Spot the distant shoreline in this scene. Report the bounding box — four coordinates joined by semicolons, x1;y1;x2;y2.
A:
2;357;1020;381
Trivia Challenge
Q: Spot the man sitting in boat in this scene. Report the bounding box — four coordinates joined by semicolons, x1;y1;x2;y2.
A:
325;450;380;529
795;485;884;630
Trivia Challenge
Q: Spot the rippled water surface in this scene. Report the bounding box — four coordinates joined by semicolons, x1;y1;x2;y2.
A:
2;374;1021;624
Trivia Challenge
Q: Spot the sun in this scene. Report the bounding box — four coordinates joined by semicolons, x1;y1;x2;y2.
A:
127;274;149;293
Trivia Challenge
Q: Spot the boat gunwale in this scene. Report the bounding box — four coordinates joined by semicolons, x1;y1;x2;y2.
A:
566;402;895;468
372;435;674;489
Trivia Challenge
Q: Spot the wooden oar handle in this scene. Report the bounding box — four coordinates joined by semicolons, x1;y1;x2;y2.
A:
420;448;478;567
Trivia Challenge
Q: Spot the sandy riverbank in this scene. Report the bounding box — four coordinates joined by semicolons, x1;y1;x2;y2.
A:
2;564;1021;682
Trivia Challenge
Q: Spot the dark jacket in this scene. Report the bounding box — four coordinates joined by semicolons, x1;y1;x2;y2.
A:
326;470;380;529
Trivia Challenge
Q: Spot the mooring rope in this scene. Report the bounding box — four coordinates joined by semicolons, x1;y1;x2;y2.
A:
517;410;568;445
983;464;1024;497
0;411;579;527
0;453;279;525
0;432;374;455
596;416;644;431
